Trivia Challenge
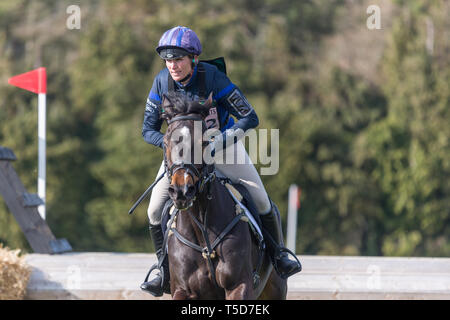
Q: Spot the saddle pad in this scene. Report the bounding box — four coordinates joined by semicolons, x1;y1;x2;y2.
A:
160;180;263;241
223;181;263;238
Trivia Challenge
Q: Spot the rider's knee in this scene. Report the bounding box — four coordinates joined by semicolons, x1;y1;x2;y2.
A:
255;195;272;216
147;206;163;225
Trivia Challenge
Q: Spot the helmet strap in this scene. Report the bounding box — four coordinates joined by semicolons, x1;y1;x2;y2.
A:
179;70;193;84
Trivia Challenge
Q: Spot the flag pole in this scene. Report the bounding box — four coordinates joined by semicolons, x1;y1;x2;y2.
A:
8;67;47;220
38;93;46;219
286;184;300;253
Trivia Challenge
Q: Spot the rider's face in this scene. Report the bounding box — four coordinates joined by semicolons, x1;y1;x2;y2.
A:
165;56;194;83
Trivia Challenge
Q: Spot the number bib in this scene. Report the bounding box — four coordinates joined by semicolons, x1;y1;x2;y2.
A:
205;105;220;129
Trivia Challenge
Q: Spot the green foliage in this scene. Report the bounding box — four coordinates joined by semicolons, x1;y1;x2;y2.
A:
356;4;450;256
0;0;448;256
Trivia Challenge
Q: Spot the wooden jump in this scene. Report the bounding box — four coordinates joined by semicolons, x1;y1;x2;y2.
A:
24;253;450;300
0;146;71;254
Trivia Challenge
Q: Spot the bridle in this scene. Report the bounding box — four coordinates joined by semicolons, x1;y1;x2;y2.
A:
163;114;215;202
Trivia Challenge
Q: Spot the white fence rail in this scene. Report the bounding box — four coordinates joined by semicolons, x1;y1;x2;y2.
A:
24;253;450;300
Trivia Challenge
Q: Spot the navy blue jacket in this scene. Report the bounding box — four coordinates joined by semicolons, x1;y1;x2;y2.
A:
142;62;259;148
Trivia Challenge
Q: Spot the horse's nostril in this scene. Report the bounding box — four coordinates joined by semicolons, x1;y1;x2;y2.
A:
168;186;176;195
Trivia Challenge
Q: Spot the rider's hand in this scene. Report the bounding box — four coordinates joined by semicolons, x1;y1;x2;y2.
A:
207;129;245;158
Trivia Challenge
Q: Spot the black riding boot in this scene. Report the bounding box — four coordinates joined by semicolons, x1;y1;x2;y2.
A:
261;202;302;279
140;224;170;296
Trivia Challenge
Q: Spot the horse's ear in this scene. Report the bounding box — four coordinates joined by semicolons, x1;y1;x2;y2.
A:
203;92;213;109
161;93;172;112
161;94;173;120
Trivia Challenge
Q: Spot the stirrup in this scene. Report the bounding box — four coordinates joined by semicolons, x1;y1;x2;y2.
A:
143;263;163;283
261;227;302;279
273;247;302;279
141;263;168;296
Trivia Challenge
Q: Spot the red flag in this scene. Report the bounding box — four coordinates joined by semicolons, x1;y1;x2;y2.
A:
8;67;47;94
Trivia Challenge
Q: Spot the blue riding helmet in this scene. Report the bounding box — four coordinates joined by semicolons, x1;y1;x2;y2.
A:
156;26;202;60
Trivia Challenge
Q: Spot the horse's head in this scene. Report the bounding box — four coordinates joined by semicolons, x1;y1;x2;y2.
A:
161;91;213;210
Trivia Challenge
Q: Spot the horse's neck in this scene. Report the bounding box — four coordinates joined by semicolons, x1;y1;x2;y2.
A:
184;179;230;233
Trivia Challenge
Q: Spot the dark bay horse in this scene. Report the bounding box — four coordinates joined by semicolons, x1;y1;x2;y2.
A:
160;92;287;300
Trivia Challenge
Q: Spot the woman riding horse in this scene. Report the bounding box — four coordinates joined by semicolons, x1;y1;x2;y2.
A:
140;26;301;297
156;92;286;299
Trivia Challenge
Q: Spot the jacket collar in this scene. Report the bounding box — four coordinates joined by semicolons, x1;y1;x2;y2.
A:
174;65;198;89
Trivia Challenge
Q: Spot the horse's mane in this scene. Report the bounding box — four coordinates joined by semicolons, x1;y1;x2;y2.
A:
161;91;210;121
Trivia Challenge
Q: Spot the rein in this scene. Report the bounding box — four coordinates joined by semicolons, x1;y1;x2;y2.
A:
166;114;205;125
